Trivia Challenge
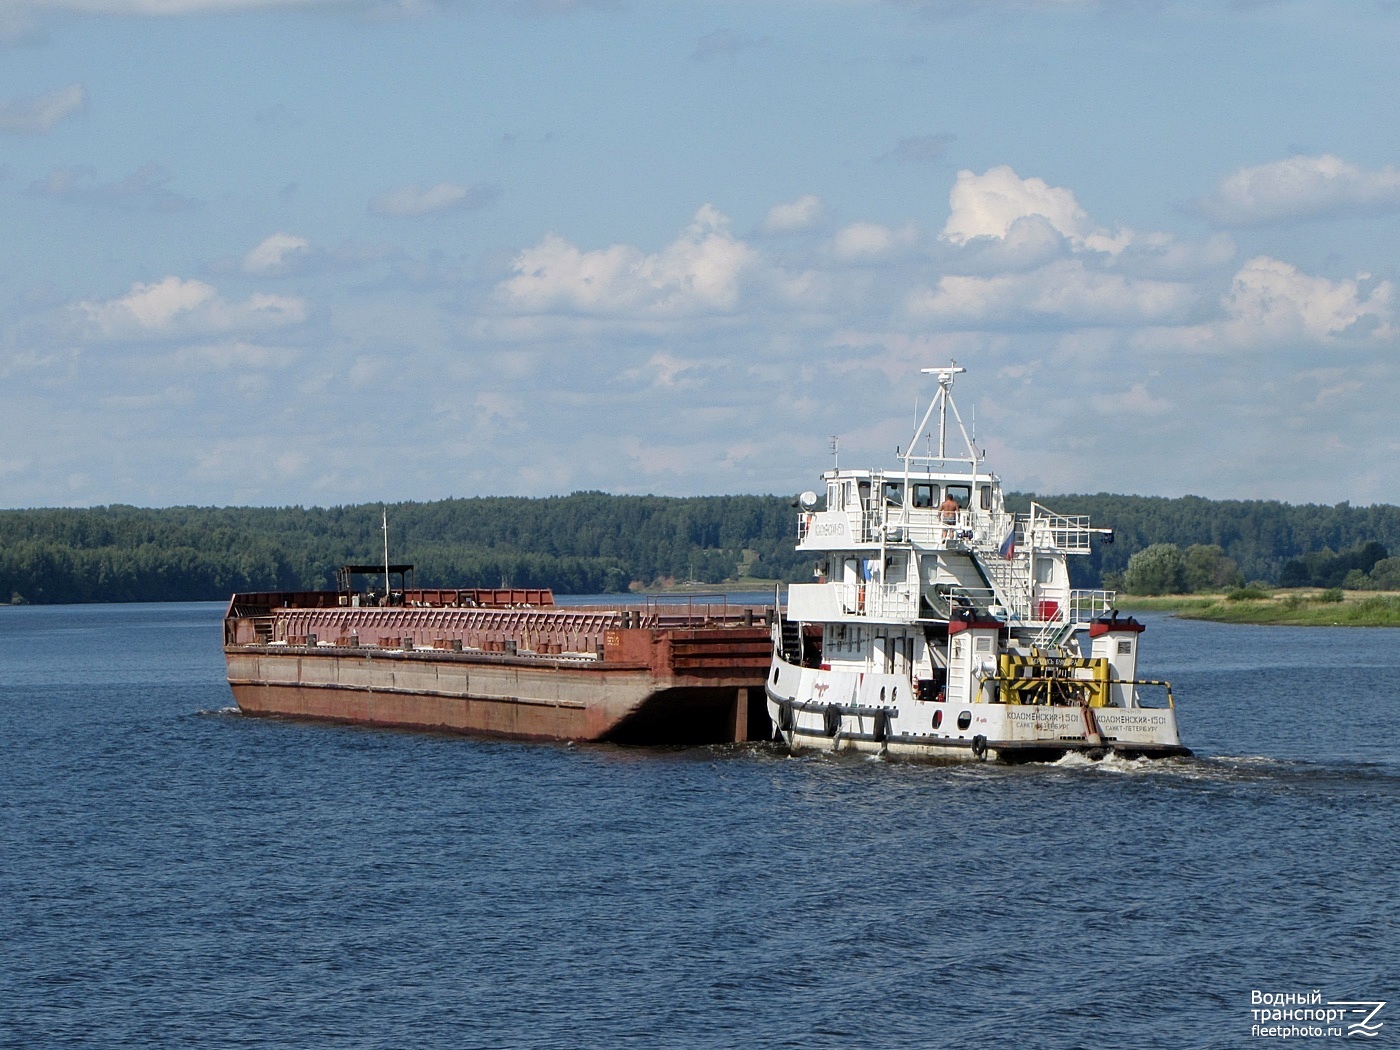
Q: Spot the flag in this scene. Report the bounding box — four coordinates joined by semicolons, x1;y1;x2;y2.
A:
999;525;1016;560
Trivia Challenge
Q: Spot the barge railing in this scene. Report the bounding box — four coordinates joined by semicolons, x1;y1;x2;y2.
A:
226;589;773;656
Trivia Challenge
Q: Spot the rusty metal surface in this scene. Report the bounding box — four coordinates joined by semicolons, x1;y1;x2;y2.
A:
225;646;770;744
223;589;776;744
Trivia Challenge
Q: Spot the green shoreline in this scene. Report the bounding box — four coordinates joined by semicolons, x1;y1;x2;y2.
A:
649;584;1400;627
1115;591;1400;627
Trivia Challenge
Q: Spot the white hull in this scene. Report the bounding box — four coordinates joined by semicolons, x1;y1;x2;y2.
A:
765;651;1188;761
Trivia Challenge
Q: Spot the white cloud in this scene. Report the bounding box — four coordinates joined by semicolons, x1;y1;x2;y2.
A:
941;165;1131;256
193;437;313;490
908;259;1195;326
916;165;1245;332
831;221;918;261
28;155;1396;509
164;340;300;371
0;84;85;134
624;351;702;389
369;181;495;217
942;165;1089;246
1135;257;1396;353
242;232;311;275
621;435;698;477
77;276;308;340
1090;381;1170;418
1196;154;1400;227
944;215;1071;273
1218;256;1394;343
496;204;757;317
1113;230;1237;280
760;194;824;235
1309;375;1364;409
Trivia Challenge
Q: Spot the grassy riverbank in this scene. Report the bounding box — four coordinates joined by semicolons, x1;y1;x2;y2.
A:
1117;590;1400;627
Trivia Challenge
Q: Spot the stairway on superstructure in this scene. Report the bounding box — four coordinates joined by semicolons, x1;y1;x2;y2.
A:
962;529;1078;649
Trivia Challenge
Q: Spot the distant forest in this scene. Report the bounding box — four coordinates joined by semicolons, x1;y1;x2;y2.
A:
2;491;1400;604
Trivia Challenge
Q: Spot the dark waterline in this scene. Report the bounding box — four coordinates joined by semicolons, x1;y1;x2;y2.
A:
1;603;1395;1048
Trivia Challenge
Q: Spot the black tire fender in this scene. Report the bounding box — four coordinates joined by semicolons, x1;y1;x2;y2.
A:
873;708;890;744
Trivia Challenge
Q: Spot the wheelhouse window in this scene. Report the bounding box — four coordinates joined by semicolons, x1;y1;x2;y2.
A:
912;483;937;509
946;484;971;508
883;480;904;505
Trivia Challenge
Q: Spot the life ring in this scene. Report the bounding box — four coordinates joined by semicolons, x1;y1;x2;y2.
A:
971;734;988;761
824;703;842;738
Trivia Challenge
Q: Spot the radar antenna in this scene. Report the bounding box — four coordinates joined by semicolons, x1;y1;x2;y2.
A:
905;362;975;468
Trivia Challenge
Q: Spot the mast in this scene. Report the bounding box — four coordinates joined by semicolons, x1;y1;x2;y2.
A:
921;363;966;462
382;507;391;601
937;371;949;458
903;364;973;470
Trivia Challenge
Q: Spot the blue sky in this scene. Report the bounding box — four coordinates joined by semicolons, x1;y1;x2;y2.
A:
4;0;1400;509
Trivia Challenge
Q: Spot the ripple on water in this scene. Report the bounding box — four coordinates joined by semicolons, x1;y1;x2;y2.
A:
1;604;1396;1050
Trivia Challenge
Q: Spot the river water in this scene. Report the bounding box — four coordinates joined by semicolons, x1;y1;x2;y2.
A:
1;602;1395;1048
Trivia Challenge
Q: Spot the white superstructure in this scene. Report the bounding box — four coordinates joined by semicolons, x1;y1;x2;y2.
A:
766;365;1189;762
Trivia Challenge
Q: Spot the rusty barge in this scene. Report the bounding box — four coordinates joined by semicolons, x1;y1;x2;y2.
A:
223;565;774;744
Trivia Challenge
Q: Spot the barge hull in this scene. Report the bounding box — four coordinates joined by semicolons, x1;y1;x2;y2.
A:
227;647;768;743
222;576;776;746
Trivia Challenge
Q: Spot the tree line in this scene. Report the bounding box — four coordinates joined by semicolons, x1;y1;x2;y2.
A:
1009;493;1400;593
1114;540;1399;595
3;491;1400;604
0;494;803;604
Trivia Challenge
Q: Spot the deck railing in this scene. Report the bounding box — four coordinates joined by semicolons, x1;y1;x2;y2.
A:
1028;589;1118;647
1026;503;1098;553
828;581;920;620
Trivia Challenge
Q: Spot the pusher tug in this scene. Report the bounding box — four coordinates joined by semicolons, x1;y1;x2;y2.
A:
766;365;1189;763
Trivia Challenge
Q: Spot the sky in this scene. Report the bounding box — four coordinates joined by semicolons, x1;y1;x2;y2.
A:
4;0;1400;510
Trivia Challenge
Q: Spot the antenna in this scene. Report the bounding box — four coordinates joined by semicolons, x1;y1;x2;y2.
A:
906;361;977;467
382;506;390;602
830;435;839;471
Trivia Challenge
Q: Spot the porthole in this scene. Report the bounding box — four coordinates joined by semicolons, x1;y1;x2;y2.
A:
956;710;972;731
772;667;780;684
891;686;898;703
932;710;943;729
880;686;886;702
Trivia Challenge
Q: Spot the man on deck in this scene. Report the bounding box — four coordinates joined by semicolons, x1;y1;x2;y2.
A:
940;493;961;543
